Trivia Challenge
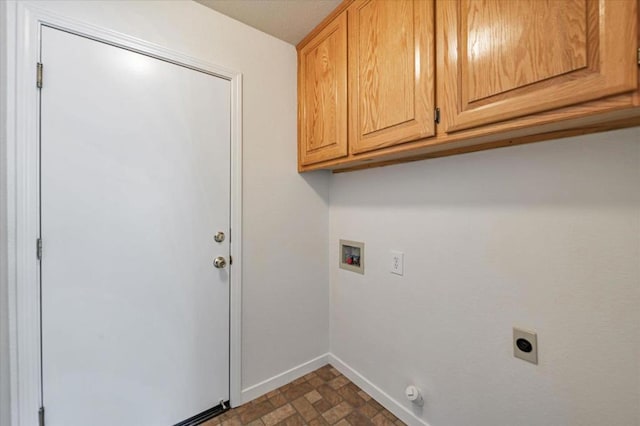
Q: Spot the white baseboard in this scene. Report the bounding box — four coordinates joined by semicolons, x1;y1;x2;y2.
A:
328;353;430;426
240;353;330;404
240;352;430;426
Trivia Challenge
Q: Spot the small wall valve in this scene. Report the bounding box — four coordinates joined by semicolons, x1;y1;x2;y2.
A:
405;385;424;406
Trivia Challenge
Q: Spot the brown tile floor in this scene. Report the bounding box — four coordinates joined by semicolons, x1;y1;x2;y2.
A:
202;364;406;426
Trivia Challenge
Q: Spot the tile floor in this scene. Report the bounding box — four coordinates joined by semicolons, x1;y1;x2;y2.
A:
202;365;406;426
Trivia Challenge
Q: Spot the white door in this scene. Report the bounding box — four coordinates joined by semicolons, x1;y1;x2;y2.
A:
40;26;231;426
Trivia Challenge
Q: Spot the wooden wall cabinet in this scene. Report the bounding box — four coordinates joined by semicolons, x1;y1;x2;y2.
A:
441;0;638;132
348;0;435;154
298;11;348;166
297;0;640;172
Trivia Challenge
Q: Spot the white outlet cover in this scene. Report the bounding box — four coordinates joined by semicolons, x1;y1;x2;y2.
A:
391;250;404;275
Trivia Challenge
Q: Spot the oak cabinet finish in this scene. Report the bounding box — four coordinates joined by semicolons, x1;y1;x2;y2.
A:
348;0;435;154
298;11;348;166
442;0;638;132
297;0;640;172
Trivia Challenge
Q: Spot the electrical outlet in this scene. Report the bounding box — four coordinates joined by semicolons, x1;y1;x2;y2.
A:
391;251;404;275
513;328;538;364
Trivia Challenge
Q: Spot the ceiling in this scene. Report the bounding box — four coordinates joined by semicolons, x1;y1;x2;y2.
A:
194;0;342;45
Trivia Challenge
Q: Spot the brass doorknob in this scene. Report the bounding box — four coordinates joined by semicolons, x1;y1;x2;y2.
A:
213;256;227;269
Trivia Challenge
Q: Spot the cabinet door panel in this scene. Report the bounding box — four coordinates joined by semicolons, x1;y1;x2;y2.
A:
441;0;638;132
358;0;414;133
465;0;588;102
349;0;435;155
299;13;348;166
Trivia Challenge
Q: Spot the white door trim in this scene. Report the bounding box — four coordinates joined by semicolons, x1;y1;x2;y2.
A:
6;3;243;424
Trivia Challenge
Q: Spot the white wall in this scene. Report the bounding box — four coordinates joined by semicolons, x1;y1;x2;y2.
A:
2;0;330;409
329;127;640;426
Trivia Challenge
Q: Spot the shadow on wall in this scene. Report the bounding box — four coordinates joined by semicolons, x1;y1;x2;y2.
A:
300;169;331;205
329;127;640;209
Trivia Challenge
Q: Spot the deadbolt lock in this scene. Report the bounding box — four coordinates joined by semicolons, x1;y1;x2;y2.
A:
214;232;225;243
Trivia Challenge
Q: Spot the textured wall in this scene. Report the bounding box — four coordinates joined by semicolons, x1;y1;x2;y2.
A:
329;128;640;426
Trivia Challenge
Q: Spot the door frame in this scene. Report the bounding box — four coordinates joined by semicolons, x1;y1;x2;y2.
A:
5;3;244;425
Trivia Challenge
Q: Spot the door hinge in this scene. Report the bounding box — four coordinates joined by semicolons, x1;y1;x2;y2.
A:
37;238;42;260
36;63;43;89
434;107;441;124
637;48;640;65
38;406;45;426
